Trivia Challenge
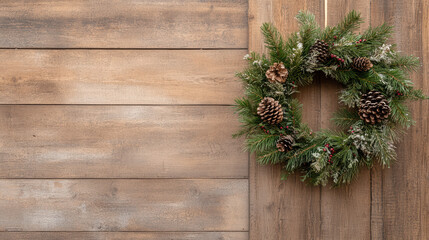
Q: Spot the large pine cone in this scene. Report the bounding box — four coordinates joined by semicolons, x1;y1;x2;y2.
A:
266;62;288;83
257;97;284;125
309;40;330;63
276;135;294;152
358;91;391;124
352;57;373;71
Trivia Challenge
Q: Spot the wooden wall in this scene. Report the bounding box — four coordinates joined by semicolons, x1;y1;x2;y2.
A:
249;0;429;239
0;1;249;239
1;0;428;239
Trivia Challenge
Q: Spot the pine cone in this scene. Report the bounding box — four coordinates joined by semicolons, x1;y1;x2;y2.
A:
309;40;330;63
358;91;391;124
257;97;284;125
266;62;288;83
276;135;294;152
352;57;373;71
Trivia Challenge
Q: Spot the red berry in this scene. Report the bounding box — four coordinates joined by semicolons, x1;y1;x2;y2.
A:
338;58;342;61
341;59;345;63
266;130;269;134
363;39;366;41
280;127;283;129
351;130;354;133
331;54;335;58
330;155;332;157
331;148;334;151
323;148;327;152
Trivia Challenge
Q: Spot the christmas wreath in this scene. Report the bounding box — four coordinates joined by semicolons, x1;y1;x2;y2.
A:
234;11;427;186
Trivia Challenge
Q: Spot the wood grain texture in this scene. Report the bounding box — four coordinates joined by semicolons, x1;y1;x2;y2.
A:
422;2;428;240
371;0;429;239
0;50;246;104
0;232;248;240
0;0;247;48
249;1;323;239
0;105;247;178
0;179;248;231
319;1;371;240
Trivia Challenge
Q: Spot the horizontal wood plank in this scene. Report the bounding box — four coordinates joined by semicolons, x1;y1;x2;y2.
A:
0;179;248;231
0;0;247;48
0;105;247;178
0;232;249;240
0;50;246;104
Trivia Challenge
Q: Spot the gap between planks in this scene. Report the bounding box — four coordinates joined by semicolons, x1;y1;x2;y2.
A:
0;48;248;51
0;104;234;106
0;231;249;233
0;178;248;180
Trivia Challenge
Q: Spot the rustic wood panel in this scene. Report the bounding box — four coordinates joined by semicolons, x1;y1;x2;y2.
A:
249;0;429;239
319;1;371;240
0;232;248;240
0;179;248;231
0;0;247;48
371;0;429;239
423;2;428;240
249;1;323;239
0;50;246;104
0;105;247;178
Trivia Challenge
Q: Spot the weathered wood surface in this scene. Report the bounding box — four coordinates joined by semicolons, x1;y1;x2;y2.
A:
370;0;429;239
0;0;250;237
249;0;428;239
249;1;323;239
0;179;248;231
0;50;246;104
0;232;248;240
0;0;248;48
0;105;247;178
319;1;371;240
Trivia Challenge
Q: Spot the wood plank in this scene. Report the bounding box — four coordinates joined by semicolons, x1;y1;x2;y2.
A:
0;50;246;104
319;2;371;240
0;0;247;48
370;0;429;239
0;105;247;178
0;232;248;240
422;2;429;240
249;1;323;239
0;179;248;231
369;2;389;239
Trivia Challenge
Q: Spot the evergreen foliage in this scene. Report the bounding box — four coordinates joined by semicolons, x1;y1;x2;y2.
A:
234;11;427;187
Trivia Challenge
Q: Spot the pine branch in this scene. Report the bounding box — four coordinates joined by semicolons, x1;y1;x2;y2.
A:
296;11;320;53
332;108;361;128
359;23;393;52
389;99;414;128
322;10;363;40
389;53;421;72
246;133;279;152
257;149;285;164
261;23;287;63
